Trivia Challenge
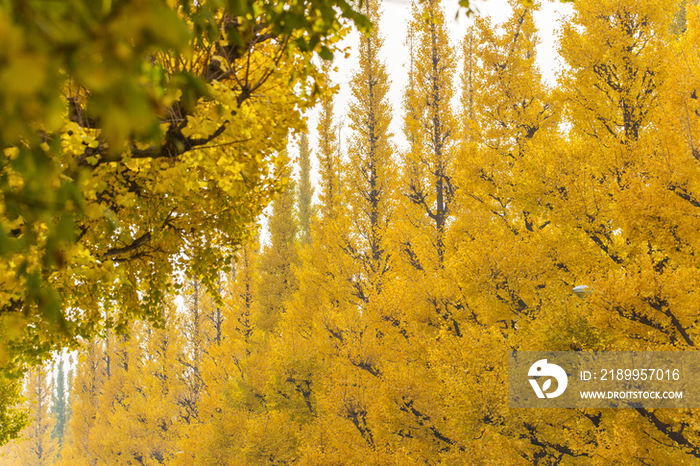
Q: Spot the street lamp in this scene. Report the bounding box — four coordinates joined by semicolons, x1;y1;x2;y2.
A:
573;285;592;299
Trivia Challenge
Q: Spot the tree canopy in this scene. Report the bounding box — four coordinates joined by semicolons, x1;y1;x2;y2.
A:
0;0;649;453
0;0;372;444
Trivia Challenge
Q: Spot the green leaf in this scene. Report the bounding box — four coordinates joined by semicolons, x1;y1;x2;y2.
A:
319;46;334;61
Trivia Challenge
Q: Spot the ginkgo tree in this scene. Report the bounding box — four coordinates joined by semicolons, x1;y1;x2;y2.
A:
4;0;696;464
0;0;372;442
551;0;700;461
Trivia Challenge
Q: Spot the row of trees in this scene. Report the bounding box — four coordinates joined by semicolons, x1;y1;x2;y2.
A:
0;0;371;438
3;0;699;464
0;353;71;465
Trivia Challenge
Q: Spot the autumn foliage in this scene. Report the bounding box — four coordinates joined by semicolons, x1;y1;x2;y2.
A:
2;0;700;464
